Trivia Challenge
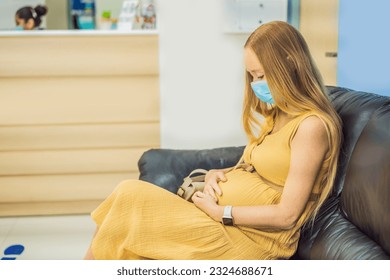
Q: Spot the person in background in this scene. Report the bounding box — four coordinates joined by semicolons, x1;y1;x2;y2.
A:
15;5;48;30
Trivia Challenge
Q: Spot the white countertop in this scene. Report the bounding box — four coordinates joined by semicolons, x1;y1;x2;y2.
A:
0;29;158;37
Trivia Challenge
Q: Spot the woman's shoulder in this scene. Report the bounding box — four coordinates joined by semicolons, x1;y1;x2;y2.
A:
298;113;327;131
291;113;329;149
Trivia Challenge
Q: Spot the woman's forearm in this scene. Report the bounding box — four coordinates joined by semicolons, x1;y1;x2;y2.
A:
229;204;297;230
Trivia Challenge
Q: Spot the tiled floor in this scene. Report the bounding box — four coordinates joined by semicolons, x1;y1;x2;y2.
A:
0;215;96;260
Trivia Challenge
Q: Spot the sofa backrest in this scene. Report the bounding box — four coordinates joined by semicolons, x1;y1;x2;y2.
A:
297;86;390;259
138;147;244;193
341;104;390;254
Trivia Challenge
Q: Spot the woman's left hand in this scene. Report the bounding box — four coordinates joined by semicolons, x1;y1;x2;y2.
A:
192;191;224;222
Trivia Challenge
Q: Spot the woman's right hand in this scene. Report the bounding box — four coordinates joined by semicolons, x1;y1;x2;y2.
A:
203;169;227;202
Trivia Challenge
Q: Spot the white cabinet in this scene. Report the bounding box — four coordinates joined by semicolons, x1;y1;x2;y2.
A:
223;0;288;33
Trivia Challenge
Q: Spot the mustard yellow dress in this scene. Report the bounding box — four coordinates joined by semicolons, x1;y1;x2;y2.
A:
91;112;326;259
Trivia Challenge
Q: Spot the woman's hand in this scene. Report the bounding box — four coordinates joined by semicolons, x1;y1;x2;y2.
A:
203;169;227;202
192;191;224;222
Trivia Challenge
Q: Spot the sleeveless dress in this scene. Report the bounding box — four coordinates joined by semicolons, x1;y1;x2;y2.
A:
90;112;327;259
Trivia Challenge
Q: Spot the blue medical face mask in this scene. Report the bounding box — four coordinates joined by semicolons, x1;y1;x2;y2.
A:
14;25;24;31
250;80;275;104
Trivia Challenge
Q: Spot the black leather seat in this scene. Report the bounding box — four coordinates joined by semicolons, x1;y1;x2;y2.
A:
138;86;390;259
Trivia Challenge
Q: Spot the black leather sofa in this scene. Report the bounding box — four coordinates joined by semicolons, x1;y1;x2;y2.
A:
138;86;390;260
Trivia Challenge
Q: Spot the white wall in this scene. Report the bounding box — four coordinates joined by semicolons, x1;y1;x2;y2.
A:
158;0;248;149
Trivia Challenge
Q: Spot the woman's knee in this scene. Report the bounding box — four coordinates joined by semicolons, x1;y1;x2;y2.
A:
114;179;151;197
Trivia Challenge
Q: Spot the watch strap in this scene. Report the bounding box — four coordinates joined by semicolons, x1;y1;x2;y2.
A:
222;205;234;226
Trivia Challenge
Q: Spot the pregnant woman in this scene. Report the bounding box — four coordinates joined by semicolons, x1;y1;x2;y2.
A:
84;21;342;260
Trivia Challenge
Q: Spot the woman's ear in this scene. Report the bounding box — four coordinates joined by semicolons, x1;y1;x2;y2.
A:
26;18;35;30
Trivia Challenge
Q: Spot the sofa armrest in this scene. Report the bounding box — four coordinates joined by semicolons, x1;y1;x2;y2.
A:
138;146;245;193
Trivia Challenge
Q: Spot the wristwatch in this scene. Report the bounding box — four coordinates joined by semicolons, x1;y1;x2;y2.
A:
222;205;234;226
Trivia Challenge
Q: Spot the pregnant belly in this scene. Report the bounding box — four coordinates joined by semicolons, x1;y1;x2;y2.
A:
216;169;281;206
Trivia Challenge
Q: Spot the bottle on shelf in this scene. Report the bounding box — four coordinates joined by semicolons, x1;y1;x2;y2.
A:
117;0;140;30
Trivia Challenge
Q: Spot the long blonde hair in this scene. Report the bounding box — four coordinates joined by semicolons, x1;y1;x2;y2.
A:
241;21;342;224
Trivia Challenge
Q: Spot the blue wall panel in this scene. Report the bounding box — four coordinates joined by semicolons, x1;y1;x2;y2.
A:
338;0;390;96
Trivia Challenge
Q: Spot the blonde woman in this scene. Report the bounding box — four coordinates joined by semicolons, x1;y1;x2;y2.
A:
84;21;342;260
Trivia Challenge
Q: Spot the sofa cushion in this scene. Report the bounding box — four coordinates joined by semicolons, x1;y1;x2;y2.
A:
310;211;388;259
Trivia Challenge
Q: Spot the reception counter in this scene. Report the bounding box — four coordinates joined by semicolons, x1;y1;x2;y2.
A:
0;30;160;216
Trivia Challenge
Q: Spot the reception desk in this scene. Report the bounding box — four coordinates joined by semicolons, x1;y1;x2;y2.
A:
0;30;160;216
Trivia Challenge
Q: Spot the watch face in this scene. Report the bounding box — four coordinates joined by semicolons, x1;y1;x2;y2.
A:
222;217;233;226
